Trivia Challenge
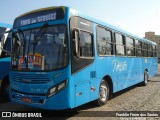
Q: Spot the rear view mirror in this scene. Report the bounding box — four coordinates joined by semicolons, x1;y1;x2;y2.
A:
0;33;6;49
0;30;12;54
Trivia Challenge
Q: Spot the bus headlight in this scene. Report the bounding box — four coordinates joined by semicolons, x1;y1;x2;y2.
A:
48;79;68;97
49;87;56;95
58;82;66;91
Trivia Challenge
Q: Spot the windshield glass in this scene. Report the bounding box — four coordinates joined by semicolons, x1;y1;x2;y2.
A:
11;25;68;71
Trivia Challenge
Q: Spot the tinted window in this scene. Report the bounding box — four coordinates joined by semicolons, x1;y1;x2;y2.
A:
11;25;68;71
143;43;148;57
115;33;123;45
143;43;148;49
148;44;153;57
115;33;125;56
70;17;94;74
152;45;157;57
70;17;94;33
79;31;93;57
135;40;142;48
116;45;125;55
126;37;135;56
143;50;148;57
97;26;113;55
135;40;142;57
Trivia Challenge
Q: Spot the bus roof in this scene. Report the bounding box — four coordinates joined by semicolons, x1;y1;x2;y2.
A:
68;7;156;45
14;6;156;46
15;6;66;19
0;22;12;28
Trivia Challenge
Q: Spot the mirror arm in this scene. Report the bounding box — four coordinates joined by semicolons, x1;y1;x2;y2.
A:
0;47;11;54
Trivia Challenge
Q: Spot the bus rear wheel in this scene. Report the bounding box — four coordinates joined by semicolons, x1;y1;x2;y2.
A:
95;80;109;106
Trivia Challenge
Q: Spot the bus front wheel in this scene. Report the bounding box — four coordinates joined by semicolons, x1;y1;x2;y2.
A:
95;80;109;106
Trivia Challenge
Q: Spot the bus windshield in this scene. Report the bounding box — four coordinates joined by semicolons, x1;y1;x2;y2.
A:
11;25;68;71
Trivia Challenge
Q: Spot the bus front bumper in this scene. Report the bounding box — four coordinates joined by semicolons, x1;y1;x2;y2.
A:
10;87;71;110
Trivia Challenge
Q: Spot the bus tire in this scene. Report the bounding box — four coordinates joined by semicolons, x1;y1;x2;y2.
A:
1;77;10;101
95;80;109;106
142;71;149;86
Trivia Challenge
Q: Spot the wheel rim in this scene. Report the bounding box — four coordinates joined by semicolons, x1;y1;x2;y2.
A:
144;72;148;84
99;84;108;102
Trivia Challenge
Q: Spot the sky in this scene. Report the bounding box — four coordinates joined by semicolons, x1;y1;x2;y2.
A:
0;0;160;37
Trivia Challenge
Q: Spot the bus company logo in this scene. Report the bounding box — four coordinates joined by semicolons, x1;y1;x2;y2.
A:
112;60;127;72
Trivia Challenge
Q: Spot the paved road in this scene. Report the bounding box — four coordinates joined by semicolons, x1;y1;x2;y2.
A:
0;65;160;120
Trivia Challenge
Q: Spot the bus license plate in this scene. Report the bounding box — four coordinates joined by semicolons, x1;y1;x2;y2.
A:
22;97;31;103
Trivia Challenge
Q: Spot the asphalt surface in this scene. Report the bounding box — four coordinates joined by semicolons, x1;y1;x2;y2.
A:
0;65;160;120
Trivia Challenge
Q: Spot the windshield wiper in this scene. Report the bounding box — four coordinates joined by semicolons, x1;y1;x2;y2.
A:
33;23;48;45
32;23;48;56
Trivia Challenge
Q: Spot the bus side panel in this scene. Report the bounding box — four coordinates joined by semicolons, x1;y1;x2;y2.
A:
153;58;158;76
113;58;128;91
75;82;90;106
126;58;144;87
96;56;119;93
90;78;102;101
45;86;70;110
148;58;158;77
96;56;146;94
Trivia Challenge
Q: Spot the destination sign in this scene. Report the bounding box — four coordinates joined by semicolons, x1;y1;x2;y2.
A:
20;13;56;27
13;8;65;28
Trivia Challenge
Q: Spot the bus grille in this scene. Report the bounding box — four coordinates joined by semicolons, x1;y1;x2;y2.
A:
10;73;51;84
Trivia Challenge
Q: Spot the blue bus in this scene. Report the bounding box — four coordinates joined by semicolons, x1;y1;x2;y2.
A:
0;22;12;100
2;6;157;110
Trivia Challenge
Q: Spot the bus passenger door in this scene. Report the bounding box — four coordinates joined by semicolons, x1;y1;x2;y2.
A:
71;30;95;107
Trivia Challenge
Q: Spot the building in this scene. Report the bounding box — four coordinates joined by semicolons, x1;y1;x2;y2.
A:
144;32;160;62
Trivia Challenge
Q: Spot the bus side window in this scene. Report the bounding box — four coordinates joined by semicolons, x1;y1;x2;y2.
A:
79;31;93;58
152;45;157;57
148;44;152;57
97;26;113;56
115;33;125;56
135;40;142;57
126;37;135;56
142;42;148;57
71;29;94;74
155;46;157;57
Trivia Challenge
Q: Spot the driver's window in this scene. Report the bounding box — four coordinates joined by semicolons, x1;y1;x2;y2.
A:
79;31;93;57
